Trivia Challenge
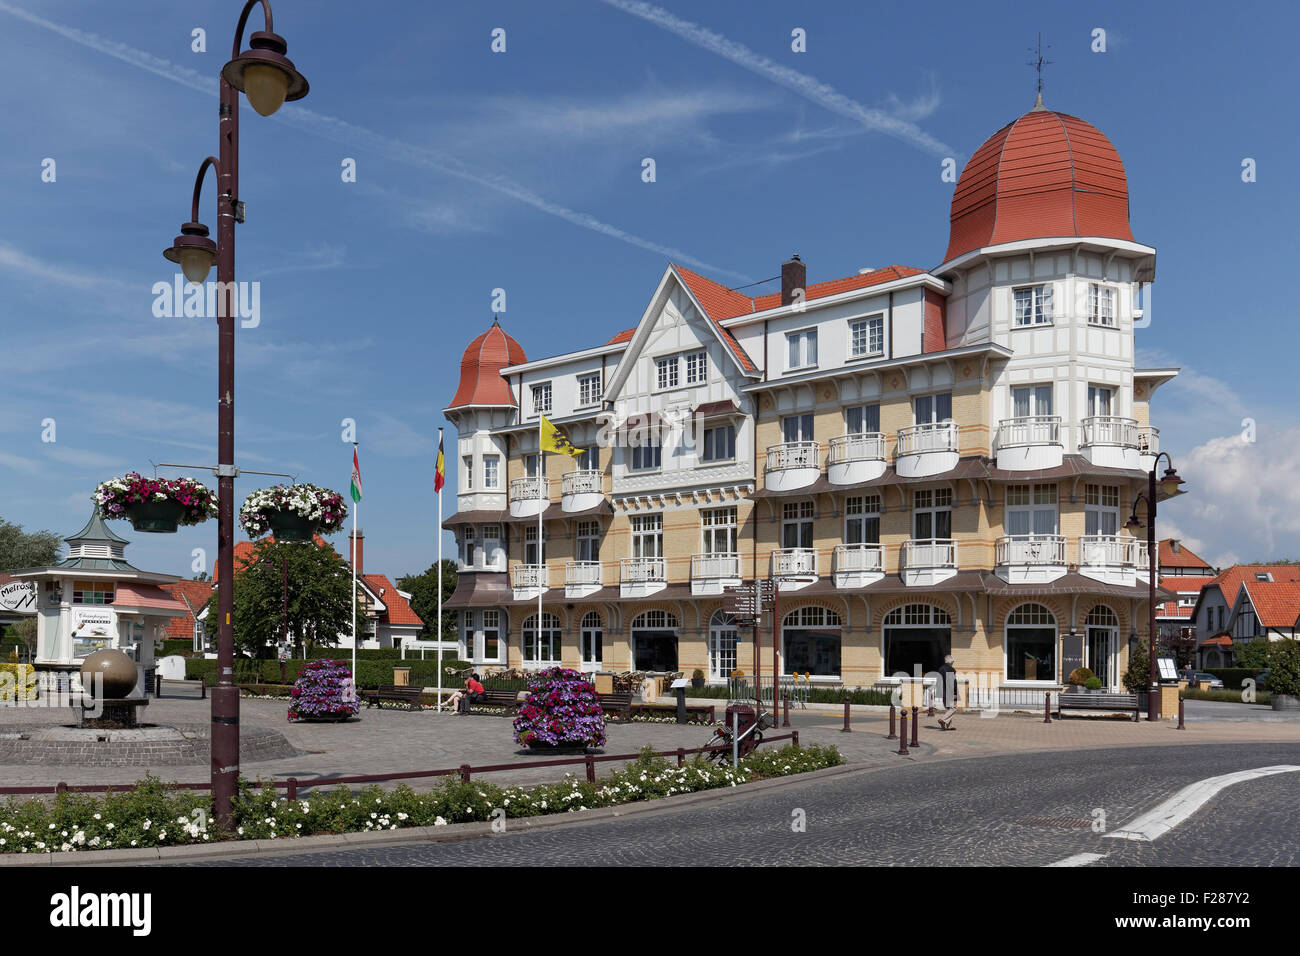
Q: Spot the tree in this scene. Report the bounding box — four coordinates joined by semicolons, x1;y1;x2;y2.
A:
0;518;61;572
1267;639;1300;698
1234;637;1271;670
1123;636;1150;692
203;539;353;657
397;560;458;641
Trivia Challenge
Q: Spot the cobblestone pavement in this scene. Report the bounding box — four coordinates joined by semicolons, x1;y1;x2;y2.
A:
0;696;1295;791
173;742;1300;867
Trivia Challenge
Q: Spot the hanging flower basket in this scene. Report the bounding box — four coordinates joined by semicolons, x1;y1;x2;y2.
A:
240;483;347;540
93;472;217;533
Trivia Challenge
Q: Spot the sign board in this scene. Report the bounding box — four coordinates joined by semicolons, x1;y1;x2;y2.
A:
1060;633;1084;681
723;581;776;619
1157;657;1179;681
0;580;36;614
72;609;116;638
670;678;689;689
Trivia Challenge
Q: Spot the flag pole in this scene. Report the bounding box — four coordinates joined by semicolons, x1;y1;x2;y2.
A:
351;443;358;681
437;427;444;712
538;417;544;664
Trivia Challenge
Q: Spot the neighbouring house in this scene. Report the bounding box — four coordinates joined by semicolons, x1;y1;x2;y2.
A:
159;580;214;652
1191;564;1300;667
1155;539;1215;645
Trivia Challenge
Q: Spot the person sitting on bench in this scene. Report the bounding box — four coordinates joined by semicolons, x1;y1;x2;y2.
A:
447;673;485;714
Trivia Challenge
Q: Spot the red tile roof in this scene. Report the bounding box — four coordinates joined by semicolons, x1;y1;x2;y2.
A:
944;108;1134;262
605;328;635;345
362;573;423;627
113;584;187;613
449;318;527;409
159;580;213;640
1200;634;1233;647
1241;580;1300;629
1206;565;1300;609
1158;539;1213;570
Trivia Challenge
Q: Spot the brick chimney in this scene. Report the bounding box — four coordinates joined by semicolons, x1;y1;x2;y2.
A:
781;254;806;307
349;529;364;576
1170;539;1181;554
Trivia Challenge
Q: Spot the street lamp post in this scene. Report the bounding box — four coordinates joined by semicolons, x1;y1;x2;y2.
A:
1126;456;1186;722
163;0;307;830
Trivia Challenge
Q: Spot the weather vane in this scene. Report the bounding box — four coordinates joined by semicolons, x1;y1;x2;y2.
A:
1027;32;1052;105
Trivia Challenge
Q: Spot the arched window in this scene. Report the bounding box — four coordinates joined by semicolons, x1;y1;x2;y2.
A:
630;609;677;672
1085;605;1120;688
522;612;561;666
781;606;842;677
708;610;737;681
631;609;677;630
883;603;951;677
1086;605;1119;628
1006;603;1056;682
580;611;602;670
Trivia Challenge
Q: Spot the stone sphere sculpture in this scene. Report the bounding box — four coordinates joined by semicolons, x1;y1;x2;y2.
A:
80;649;138;699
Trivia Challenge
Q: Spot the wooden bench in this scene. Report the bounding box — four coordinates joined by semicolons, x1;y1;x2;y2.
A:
1056;692;1140;721
597;691;633;720
467;689;523;716
362;684;425;711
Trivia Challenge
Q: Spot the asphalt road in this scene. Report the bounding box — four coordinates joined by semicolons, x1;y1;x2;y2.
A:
170;742;1300;867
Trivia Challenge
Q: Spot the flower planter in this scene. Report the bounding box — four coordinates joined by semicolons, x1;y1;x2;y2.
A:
289;713;354;723
1271;694;1299;711
523;740;589;755
267;510;317;542
126;499;186;534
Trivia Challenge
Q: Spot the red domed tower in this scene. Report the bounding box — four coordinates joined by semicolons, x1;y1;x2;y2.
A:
448;317;527;409
943;97;1134;264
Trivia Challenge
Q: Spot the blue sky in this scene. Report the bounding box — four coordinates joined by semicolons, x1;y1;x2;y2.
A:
1;0;1297;578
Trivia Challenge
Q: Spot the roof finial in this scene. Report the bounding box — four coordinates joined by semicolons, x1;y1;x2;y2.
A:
1027;32;1052;110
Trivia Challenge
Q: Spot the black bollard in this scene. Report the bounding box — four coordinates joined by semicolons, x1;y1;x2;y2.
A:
887;703;897;740
1043;691;1052;724
910;705;919;748
896;709;909;756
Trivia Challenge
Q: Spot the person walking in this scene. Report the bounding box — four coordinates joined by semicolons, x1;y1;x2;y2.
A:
937;655;959;730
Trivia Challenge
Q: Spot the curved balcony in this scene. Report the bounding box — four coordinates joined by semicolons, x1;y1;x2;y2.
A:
565;560;602;598
765;441;820;491
620;556;666;598
995;416;1063;471
1136;426;1159;473
994;534;1067;584
1078;534;1150;586
828;433;886;485
772;548;817;591
508;476;549;518
833;543;884;588
690;552;741;596
510;563;550;600
900;538;957;586
560;469;603;513
895;422;959;478
1080;416;1140;469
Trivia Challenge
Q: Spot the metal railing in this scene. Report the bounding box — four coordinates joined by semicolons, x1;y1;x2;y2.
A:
565;561;602;587
996;415;1061;448
828;432;886;464
1080;416;1139;448
765;440;820;472
901;538;957;570
771;547;817;578
509;476;548;501
620;556;666;583
691;552;740;580
963;685;1063;711
561;470;602;496
510;564;549;589
1078;534;1147;568
833;543;883;573
995;534;1067;566
896;421;958;456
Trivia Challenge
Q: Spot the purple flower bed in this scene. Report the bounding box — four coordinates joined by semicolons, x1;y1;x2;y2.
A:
287;659;359;721
512;667;607;748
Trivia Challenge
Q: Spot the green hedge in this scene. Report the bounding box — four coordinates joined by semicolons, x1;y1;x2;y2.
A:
306;647;461;661
160;639;195;658
684;684;892;706
1204;668;1262;690
186;657;473;690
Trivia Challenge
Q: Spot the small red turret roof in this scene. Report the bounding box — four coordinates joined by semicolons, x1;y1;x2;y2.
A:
449;318;527;409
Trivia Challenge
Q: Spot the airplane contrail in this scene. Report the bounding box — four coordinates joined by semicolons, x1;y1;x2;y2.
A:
0;0;751;281
596;0;957;158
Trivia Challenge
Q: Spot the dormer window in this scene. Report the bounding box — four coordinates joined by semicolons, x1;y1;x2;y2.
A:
1013;284;1053;326
1255;572;1273;582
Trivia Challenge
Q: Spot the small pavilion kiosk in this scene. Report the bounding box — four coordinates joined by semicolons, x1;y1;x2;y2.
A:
10;512;186;697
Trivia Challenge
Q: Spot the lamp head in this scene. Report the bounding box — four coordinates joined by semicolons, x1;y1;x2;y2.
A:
163;221;218;284
1125;514;1143;534
1159;466;1186;500
221;31;308;116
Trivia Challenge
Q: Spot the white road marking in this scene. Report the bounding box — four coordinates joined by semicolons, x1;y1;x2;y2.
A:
1048;852;1108;867
1105;765;1300;842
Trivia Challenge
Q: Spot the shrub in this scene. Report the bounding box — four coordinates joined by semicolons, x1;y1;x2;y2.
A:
1067;667;1095;686
0;664;36;702
287;659;359;721
1202;668;1262;690
1266;639;1300;698
512;667;606;748
1084;676;1103;690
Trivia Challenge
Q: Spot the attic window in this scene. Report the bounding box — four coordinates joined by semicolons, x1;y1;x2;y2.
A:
1255;572;1273;582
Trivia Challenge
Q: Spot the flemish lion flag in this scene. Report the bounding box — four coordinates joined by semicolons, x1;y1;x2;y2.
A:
540;415;584;459
350;446;362;503
434;433;446;492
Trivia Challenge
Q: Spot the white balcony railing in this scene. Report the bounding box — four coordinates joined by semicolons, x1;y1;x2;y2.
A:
833;543;883;573
561;470;602;496
565;561;602;588
772;548;817;578
766;440;820;473
510;564;549;589
902;538;958;571
691;552;740;580
997;416;1061;448
996;534;1066;566
896;421;958;457
1079;535;1148;569
828;432;886;465
1136;426;1159;455
510;476;548;501
621;556;666;583
1080;416;1139;448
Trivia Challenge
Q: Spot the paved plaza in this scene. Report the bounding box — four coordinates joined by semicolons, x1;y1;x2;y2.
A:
0;693;1295;793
